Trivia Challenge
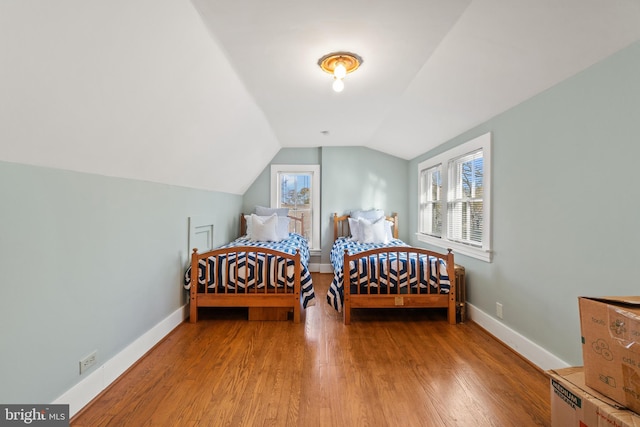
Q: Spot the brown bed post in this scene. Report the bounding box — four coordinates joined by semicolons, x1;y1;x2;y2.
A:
299;214;304;236
344;298;351;325
446;248;456;325
190;248;199;323
391;213;399;239
240;214;247;236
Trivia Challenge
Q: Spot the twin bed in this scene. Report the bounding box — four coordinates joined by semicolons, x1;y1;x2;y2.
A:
184;212;315;323
327;210;457;325
185;208;457;325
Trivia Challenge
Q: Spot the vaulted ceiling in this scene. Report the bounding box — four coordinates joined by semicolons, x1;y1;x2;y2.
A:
2;1;640;194
192;0;640;160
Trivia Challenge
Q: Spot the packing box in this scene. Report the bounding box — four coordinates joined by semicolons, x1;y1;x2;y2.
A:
578;296;640;414
549;367;640;426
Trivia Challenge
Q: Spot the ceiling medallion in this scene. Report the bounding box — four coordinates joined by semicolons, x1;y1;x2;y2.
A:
317;52;363;93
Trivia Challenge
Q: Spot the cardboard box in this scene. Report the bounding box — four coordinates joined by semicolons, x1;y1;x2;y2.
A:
549;367;640;426
578;296;640;414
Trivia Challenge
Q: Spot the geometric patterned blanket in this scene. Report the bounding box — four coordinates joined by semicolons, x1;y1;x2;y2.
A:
184;233;315;308
326;237;449;312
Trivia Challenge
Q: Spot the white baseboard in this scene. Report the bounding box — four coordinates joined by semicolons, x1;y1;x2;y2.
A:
54;304;189;418
308;263;334;273
467;302;569;371
318;263;333;273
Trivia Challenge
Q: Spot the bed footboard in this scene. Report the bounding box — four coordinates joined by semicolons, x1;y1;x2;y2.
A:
189;246;302;323
342;247;456;325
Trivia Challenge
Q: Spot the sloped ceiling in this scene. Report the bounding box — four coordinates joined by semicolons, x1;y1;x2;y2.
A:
194;0;640;160
0;0;279;194
2;1;640;194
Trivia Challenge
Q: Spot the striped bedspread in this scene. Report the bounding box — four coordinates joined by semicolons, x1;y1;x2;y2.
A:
184;233;315;308
326;236;450;312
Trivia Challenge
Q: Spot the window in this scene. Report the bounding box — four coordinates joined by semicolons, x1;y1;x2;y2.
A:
271;165;320;251
419;165;443;237
417;132;491;262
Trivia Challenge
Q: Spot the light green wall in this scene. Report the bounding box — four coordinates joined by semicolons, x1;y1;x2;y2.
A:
409;40;640;365
0;161;242;403
243;146;409;264
320;147;409;263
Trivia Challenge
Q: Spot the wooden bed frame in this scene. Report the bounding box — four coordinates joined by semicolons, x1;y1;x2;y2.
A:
333;213;457;325
189;214;305;323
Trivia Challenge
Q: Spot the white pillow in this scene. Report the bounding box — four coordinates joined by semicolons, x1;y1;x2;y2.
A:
276;216;290;240
255;206;289;217
351;209;385;222
245;214;289;240
244;214;253;237
250;214;280;242
348;217;361;241
385;219;394;241
359;216;389;244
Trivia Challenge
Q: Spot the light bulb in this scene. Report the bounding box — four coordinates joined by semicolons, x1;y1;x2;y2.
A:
333;62;347;79
332;78;344;93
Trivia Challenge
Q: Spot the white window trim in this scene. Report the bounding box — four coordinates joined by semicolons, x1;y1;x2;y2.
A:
270;164;321;251
416;132;492;262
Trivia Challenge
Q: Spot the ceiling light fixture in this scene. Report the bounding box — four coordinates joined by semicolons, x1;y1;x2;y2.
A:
318;52;362;93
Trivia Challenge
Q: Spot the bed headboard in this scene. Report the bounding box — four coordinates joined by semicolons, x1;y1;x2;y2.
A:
333;212;399;241
240;213;305;237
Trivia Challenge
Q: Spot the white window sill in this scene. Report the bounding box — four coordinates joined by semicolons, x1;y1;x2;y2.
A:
415;233;492;263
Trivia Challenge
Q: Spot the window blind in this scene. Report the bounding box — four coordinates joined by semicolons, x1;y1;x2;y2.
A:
447;149;483;246
419;164;442;237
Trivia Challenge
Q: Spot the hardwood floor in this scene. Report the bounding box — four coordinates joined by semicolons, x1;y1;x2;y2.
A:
71;273;551;426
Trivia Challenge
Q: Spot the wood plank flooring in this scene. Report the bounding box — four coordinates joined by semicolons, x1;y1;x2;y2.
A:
71;273;551;426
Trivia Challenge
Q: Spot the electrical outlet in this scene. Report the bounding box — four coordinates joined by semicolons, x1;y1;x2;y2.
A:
79;351;97;374
496;302;503;319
